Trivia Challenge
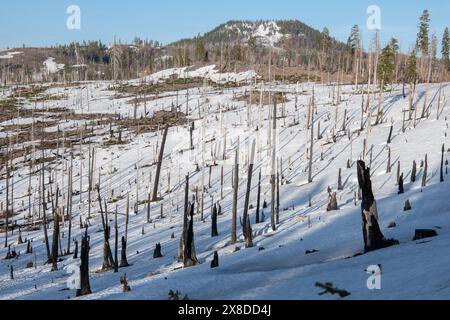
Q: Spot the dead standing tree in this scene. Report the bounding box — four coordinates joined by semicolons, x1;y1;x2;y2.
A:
152;126;169;201
97;186;116;271
242;140;256;248
357;161;398;253
76;227;92;297
183;202;198;268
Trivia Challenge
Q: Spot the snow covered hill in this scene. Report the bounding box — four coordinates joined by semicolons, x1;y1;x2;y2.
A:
0;70;449;300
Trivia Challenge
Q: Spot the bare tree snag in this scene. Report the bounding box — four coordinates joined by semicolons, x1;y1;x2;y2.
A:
422;154;428;188
398;174;404;194
153;243;163;258
119;236;130;268
338;169;343;190
50;208;60;272
97;187;115;271
357;161;398;253
211;251;219;268
183;202;198;268
242;140;256;242
211;204;218;237
411;161;417;182
441;144;445;182
114;206;119;273
231;149;239;244
76;228;92;297
255;169;262;224
152;126;169;201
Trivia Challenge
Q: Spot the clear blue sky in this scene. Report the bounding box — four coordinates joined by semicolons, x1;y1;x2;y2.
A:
1;0;449;53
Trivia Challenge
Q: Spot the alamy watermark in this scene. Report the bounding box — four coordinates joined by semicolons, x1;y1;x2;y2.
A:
367;5;381;31
366;265;382;290
66;5;81;30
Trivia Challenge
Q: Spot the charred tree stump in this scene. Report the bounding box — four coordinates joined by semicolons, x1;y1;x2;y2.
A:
210;251;219;269
183;203;198;268
255;170;262;224
326;191;338;212
357;161;398;253
398;174;404;194
422;154;428;188
337;169;343;190
404;200;412;211
153;243;163;258
211;204;218;237
76;228;92;297
411;160;417;182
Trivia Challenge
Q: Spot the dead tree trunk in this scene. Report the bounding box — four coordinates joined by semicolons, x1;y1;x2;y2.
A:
152;126;169;201
211;204;218;237
76;228;92;297
114;206;119;273
242;140;255;243
211;251;219;268
231;149;239;244
41;162;50;261
422;154;428;188
255;169;262;224
97;187;115;271
411;161;417;182
357;161;398;253
337;168;343;190
440;144;445;182
398;174;404;194
153;243;163;258
183;202;198;268
50;209;60;271
119;236;130;267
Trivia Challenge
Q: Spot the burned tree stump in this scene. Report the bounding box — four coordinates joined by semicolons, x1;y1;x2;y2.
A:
153;243;163;259
326;191;338;212
26;240;33;254
357;161;399;253
404;200;412;211
120;274;131;292
411;161;417;182
210;251;219;269
76;228;92;297
337;169;343;191
119;236;130;268
183;202;198;268
398;174;404;194
152;126;169;201
211;204;218;237
413;229;438;241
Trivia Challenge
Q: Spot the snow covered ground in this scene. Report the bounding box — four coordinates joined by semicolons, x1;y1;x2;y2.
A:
0;73;449;300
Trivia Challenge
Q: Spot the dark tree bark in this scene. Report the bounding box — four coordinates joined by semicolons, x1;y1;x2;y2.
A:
76;228;92;297
422;154;428;187
41;162;50;261
211;251;219;268
183;202;198;268
242;141;255;240
50;210;60;272
119;236;130;267
231;149;239;244
152;126;169;201
179;175;189;262
387;125;393;144
211;204;218;237
357;161;398;253
97;187;115;270
73;240;78;259
337;168;343;190
255;169;261;224
244;215;253;248
411;160;417;182
398;174;404;194
386;148;392;174
153;243;163;258
114;206;119;273
440;144;445;182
